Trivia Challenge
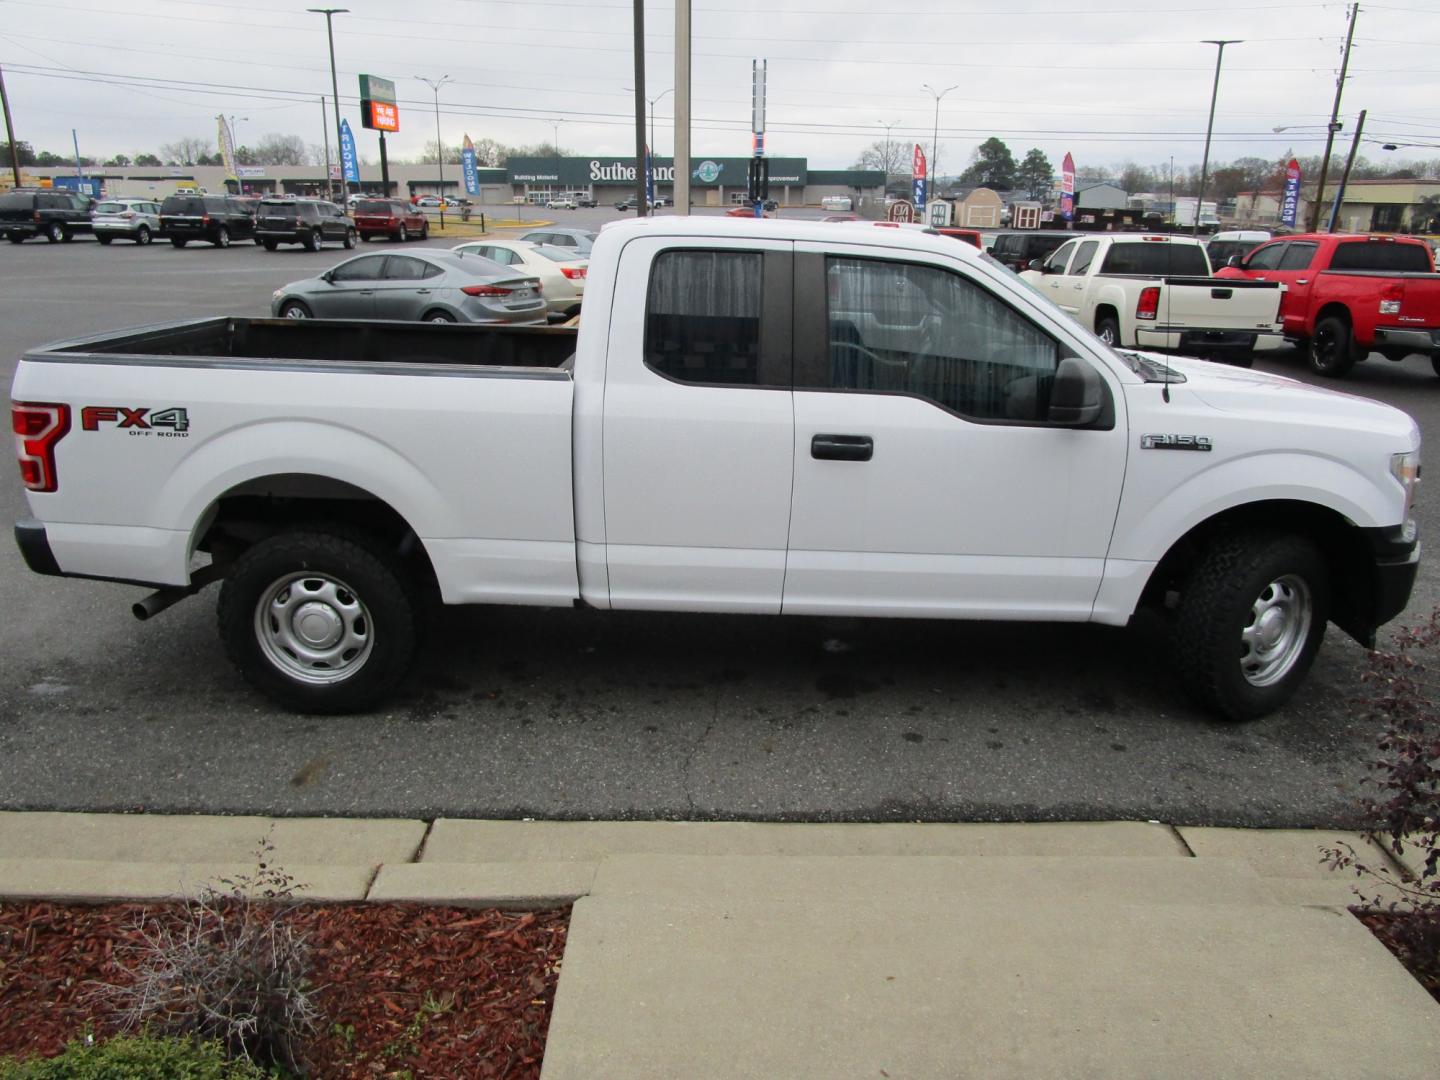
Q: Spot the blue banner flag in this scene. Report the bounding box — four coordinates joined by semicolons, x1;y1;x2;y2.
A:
1281;159;1301;228
645;145;655;208
339;119;360;184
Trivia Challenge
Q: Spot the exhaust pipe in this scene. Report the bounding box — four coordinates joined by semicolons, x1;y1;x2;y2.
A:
131;563;226;622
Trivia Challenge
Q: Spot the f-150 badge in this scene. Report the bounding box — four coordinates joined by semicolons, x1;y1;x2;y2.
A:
1141;434;1212;451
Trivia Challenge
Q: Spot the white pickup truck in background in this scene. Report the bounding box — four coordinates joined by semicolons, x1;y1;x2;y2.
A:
10;219;1421;720
1020;233;1284;363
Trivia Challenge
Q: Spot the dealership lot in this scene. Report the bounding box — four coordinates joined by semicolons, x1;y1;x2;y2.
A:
2;231;1438;826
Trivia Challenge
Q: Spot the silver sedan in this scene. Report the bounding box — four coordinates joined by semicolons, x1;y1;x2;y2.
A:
269;249;548;324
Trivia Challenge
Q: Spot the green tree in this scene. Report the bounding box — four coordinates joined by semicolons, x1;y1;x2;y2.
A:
959;137;1017;189
1015;148;1052;199
134;152;162;166
1;139;36;167
104;153;132;167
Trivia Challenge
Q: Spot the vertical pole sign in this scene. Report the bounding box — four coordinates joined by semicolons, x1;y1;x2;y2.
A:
339;118;360;187
749;58;767;217
645;145;656;209
1060;151;1075;223
913;143;927;211
1281;158;1301;228
359;74;399;197
461;134;479;197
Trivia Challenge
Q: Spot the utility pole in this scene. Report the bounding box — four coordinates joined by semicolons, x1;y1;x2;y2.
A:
1327;108;1366;233
1194;39;1241;237
1310;1;1358;232
674;0;691;215
308;8;348;203
0;63;23;187
417;75;452;227
631;0;647;216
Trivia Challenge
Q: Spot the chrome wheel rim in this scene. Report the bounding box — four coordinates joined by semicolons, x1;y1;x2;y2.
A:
1099;324;1117;345
255;572;374;685
282;304;307;319
1240;573;1312;687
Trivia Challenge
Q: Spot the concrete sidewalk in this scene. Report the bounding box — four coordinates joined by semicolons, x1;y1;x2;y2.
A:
2;813;1437;1077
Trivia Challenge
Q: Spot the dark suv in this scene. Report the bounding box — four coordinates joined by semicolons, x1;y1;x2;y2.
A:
256;198;356;251
988;230;1075;273
159;194;258;248
0;189;94;243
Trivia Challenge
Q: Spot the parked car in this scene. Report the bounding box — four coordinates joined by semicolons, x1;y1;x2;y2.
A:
573;193;597;208
614;196;639;211
0;188;93;243
821;195;853;212
255;198;356;251
725;205;775;218
11;220;1420;719
91;198;163;245
988;230;1075;274
452;238;587;316
1215;232;1440;376
269;249;547;324
517;227;597;257
352;199;429;242
158;194;257;248
415;195;450;208
1206;230;1271;271
545;196;577;210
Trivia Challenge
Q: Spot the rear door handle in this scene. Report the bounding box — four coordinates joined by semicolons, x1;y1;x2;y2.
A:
811;434;873;462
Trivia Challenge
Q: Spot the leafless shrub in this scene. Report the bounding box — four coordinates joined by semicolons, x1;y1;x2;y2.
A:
92;833;320;1070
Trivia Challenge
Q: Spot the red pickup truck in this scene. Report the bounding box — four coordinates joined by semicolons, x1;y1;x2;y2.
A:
1215;232;1440;377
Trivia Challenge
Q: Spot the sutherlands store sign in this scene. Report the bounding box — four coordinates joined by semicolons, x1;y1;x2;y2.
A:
507;156;807;187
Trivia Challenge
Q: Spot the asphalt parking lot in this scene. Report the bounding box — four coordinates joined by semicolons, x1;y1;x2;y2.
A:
2;222;1438;827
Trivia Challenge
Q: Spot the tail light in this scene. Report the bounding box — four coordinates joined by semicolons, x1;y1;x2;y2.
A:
462;284;512;296
12;402;71;493
1136;287;1161;321
560;266;587;280
202;214;210;224
32;210;41;222
1380;282;1404;317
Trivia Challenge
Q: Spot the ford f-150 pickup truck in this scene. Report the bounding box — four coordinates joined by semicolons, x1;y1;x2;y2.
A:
1019;233;1284;363
10;219;1422;720
1215;232;1440;378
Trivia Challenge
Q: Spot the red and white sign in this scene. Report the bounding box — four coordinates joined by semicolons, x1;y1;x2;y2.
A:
888;201;915;223
913;143;927;181
368;101;400;132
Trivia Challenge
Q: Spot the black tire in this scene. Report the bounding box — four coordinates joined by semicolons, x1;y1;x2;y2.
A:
7;232;24;243
1308;315;1357;377
214;226;230;249
1095;315;1121;348
1170;531;1330;721
303;228;320;252
1431;355;1440;379
96;234;113;245
361;233;373;242
343;228;356;250
218;530;418;713
263;239;279;251
60;229;74;243
397;224;408;242
419;223;429;241
279;299;311;319
171;238;187;248
45;222;63;243
424;310;456;323
136;226;151;246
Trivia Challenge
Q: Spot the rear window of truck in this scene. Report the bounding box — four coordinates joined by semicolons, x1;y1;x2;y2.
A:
1100;243;1209;277
161;196;205;215
1329;241;1431;273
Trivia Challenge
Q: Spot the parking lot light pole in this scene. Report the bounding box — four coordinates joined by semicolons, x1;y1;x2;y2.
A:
307;8;348;204
1194;39;1241;237
416;75;452;227
921;84;957;192
878;119;899;187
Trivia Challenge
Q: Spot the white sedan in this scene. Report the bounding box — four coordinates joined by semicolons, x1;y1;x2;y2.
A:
452;238;587;317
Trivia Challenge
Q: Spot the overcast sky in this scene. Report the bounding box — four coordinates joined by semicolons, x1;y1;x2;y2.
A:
2;0;1437;177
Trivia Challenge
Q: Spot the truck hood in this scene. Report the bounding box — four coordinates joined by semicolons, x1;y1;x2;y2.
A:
1131;353;1419;445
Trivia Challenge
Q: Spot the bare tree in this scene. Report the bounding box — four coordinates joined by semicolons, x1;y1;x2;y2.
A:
852;138;908;180
159;136;213;166
251;133;308;166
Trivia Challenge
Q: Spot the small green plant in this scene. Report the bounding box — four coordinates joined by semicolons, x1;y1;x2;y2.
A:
1324;609;1440;996
0;1032;272;1079
379;993;455;1062
91;833;320;1072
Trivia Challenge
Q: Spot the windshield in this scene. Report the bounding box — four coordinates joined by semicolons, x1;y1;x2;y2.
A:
533;245;584;264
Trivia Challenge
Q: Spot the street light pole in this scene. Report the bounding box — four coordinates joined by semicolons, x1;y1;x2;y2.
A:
878;119;898;187
0;63;24;187
921;84;958;190
416;75;452;227
1194;39;1241;237
307;8;348;203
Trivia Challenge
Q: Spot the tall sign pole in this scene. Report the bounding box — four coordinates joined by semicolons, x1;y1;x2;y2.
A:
359;74;399;198
749;59;767;217
0;63;22;187
632;0;648;216
674;0;691;215
1310;2;1358;232
1327;108;1366;234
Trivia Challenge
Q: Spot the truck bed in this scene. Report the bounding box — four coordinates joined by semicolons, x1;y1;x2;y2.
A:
29;317;578;373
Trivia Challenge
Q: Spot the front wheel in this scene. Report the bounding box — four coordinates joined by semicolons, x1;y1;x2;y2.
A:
218;530;418;713
1095;316;1121;348
7;232;24;244
1308;315;1357;377
303;229;320;252
96;234;113;245
136;226;151;245
419;223;429;240
214;226;230;249
1170;531;1329;721
263;239;279;251
424;310;456;323
171;238;188;248
45;222;63;243
279;299;311;319
397;224;408;242
343;228;356;250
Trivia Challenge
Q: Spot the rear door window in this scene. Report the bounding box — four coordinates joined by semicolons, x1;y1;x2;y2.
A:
645;250;766;386
331;255;386;282
1278;242;1318;271
1329;240;1432;272
383;255;430;280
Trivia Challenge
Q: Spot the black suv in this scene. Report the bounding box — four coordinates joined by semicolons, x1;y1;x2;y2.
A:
159;194;258;248
0;189;94;244
255;198;356;251
988;230;1075;273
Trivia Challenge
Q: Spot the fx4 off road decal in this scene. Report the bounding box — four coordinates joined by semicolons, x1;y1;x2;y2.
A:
1141;433;1212;452
81;406;190;437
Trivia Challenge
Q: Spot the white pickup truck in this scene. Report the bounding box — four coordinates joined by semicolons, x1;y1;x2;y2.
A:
1019;233;1284;363
10;219;1421;720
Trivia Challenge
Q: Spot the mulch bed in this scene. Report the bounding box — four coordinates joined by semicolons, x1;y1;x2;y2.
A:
0;900;569;1077
1355;910;1440;1006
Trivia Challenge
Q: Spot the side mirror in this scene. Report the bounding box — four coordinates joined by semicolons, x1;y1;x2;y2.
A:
1048;356;1106;427
1027;259;1045;272
1226;255;1241;268
320;271;334;283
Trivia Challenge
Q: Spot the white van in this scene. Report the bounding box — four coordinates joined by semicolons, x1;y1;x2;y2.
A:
820;195;852;212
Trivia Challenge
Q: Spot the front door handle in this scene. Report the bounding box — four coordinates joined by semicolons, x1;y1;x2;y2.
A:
416;289;431;294
811;434;873;462
1296;278;1308;284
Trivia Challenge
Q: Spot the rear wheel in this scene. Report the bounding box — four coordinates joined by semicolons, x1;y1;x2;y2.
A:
45;222;63;243
262;239;279;251
343;228;356;249
171;238;188;248
1095;315;1121;348
303;228;320;252
60;229;75;243
419;222;429;241
424;310;456;323
218;530;418;713
279;299;311;319
1308;315;1358;377
96;234;113;245
136;226;151;245
214;226;231;249
1170;531;1329;721
397;224;408;242
7;232;24;243
1431;355;1440;378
